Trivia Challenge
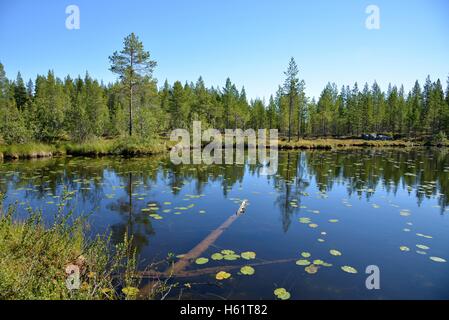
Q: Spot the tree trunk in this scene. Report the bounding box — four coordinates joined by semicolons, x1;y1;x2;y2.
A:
129;85;133;136
288;91;293;142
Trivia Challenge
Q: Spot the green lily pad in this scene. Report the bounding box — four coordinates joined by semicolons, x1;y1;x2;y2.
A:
223;254;240;261
305;264;318;274
328;219;339;223
416;233;433;239
313;259;324;265
296;259;311;266
329;249;342;256
221;249;235;255
240;265;255;275
341;266;358;274
308;223;318;228
399;246;410;252
301;252;311;258
215;271;231;280
211;253;224;260
274;288;291;300
416;244;430;250
241;251;256;260
299;217;311;224
195;257;209;265
429;256;446;263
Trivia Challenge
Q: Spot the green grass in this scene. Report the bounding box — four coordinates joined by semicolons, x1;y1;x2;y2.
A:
0;138;172;159
277;138;418;150
0;136;442;161
63;137;170;156
0;192;145;300
0;143;61;159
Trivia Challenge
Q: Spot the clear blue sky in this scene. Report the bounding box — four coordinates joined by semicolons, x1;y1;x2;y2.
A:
0;0;448;100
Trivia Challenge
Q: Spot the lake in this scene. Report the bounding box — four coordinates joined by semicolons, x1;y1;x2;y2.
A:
1;149;449;299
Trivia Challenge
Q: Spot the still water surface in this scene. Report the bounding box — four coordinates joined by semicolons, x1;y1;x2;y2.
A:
1;149;449;299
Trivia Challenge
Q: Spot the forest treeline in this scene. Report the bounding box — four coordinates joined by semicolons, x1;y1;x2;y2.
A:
1;33;448;145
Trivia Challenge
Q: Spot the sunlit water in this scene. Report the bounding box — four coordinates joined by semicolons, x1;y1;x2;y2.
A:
1;149;449;299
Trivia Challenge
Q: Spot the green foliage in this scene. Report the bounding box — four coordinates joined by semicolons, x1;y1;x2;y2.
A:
1;52;449;147
432;131;448;147
109;33;157;136
0;193;140;300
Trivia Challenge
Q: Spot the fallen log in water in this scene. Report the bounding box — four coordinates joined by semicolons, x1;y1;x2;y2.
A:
139;199;248;297
139;258;296;279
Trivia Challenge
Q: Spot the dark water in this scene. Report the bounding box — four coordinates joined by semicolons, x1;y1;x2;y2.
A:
1;149;449;300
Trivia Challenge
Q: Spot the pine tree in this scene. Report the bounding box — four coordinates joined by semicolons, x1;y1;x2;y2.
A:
109;33;157;136
13;72;28;111
169;81;190;129
266;95;278;130
283;58;300;141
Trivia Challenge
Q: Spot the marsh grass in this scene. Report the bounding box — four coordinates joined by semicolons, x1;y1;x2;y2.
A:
277;138;417;150
0;191;145;300
0;143;60;159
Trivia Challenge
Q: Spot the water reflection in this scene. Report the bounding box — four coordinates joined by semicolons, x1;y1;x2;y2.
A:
2;149;449;299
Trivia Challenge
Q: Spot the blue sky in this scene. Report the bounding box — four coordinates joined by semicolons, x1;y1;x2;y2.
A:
0;0;448;100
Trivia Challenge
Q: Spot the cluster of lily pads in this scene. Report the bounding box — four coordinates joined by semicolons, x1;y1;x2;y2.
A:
295;250;356;275
141;195;208;220
399;228;446;262
193;250;258;281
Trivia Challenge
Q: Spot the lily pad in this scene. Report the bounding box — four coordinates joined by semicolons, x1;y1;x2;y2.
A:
328;219;339;223
305;264;318;274
299;217;311;224
211;253;224;260
341;266;358;274
241;251;256;260
429;256;446;263
221;249;235;255
274;288;291;300
399;246;410;252
215;271;231;280
223;254;240;261
313;259;324;265
329;249;342;256
296;259;311;266
416;244;430;250
240;266;255;275
301;252;311;258
195;257;209;265
308;223;318;228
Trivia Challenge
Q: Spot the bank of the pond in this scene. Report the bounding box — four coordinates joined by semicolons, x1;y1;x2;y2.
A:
1;138;446;160
0;139;172;160
0;195;152;300
277;138;421;150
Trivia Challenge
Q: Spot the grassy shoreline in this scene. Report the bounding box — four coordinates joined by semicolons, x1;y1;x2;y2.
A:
0;138;173;160
0;137;445;160
0;192;146;300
